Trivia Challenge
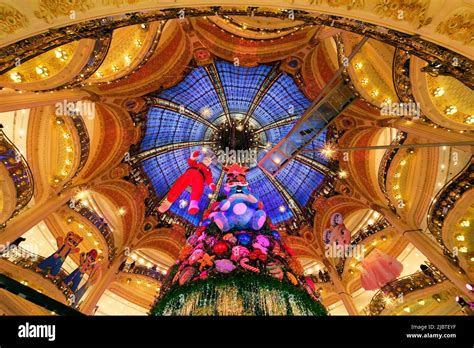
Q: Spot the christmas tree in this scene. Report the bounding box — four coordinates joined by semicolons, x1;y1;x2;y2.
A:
151;164;327;316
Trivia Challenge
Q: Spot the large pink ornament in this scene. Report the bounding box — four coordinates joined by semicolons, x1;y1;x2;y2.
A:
189;249;204;264
215;259;236;273
360;249;403;290
231;246;250;262
256;235;270;248
252;242;268;254
205;235;217;248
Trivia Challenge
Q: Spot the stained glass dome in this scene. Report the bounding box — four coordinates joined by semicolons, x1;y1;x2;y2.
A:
138;60;330;225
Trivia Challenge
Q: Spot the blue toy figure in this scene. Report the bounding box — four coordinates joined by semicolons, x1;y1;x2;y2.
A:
62;249;98;293
209;164;266;232
36;231;83;278
73;263;100;307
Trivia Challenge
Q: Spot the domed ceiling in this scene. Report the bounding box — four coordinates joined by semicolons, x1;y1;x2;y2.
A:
137;60;330;226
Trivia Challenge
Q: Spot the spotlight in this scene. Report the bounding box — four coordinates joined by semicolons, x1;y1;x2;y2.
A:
466;284;474;292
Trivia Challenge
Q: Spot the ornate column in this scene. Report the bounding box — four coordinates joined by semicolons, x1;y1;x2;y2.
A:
378;207;474;300
324;259;359;315
80;252;127;315
0;187;77;246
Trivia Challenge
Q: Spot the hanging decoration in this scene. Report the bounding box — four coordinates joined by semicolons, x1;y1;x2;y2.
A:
151;163;326;316
158;149;216;215
360;249;403;291
323;212;351;247
62;249;98;293
36;231;83;278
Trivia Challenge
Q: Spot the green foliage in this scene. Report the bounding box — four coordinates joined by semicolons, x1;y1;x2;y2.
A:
151;271;327;316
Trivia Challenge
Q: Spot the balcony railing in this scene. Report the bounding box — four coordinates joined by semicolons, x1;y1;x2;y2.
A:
123;265;166;283
0;246;71;300
61;113;90;190
336;218;390;275
0;126;34;227
426;158;473;266
68;200;116;261
366;262;447;316
377;130;407;215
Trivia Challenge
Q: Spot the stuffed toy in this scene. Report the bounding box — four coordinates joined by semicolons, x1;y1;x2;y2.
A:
62;249;98;293
36;231;83;278
158;150;215;215
323;212;351;247
209;164;266;232
72;263;100;307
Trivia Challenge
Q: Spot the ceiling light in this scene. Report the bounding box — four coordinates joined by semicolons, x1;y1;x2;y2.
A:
200;107;212;118
418;299;425;305
445;105;457;115
403;306;410;312
460;220;470;227
279;205;286;213
179;199;188;209
124;54;132;66
35;65;49;77
458;247;468;253
465;115;474;125
135;39;142;47
118;207;126;216
361;77;368;86
338;170;348;179
354;62;363;70
10;72;23;83
321;143;336;159
456;234;465;241
371;90;379;97
54;49;68;61
433;87;444;97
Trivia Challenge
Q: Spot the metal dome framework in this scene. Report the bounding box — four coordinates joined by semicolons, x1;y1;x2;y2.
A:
135;60;334;226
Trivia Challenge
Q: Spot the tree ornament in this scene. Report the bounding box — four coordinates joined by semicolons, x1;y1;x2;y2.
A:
215;259;236;273
213;241;229;255
237;233;251;246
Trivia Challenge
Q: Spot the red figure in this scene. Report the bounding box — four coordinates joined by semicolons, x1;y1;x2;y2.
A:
158;150;215;215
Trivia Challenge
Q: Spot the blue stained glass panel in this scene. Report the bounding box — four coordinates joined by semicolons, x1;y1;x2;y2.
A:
275;160;325;206
217;61;272;115
252;73;311;126
140;108;206;151
246;168;294;223
159;66;223;120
